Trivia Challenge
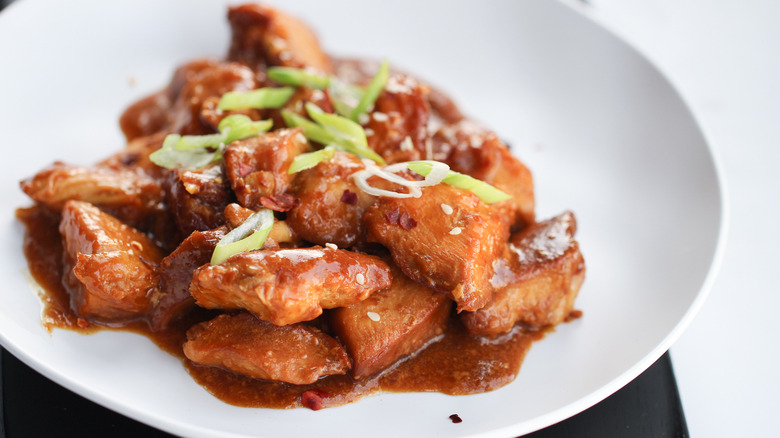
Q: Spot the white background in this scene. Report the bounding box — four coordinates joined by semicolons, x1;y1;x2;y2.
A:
565;1;780;436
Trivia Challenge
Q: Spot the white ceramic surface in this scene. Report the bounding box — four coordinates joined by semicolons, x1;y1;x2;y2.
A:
0;0;726;437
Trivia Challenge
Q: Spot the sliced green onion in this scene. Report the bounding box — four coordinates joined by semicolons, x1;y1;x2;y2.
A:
218;87;295;110
211;209;275;264
288;146;336;174
219;115;273;142
306;103;368;147
173;133;228;151
150;134;220;170
282;110;338;145
407;162;513;204
267;67;331;90
328;78;365;118
348;59;389;122
282;109;385;164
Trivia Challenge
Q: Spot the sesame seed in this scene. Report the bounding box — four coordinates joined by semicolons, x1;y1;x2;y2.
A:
440;203;453;215
367;311;381;322
449;227;462;235
356;273;366;285
295;132;307;144
372;112;389;122
325;243;338;250
358;113;370;125
365;128;375;136
400;136;414;151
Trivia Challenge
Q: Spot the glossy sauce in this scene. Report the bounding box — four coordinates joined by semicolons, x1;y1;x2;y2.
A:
17;205;544;409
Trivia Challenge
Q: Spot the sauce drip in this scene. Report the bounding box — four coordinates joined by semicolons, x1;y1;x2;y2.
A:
17;205;543;409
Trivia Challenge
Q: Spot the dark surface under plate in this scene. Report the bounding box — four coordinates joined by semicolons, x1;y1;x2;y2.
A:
0;348;688;438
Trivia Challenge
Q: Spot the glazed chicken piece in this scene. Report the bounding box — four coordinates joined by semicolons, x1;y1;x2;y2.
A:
227;3;333;75
365;74;431;164
364;184;510;312
432;120;535;230
461;211;585;336
164;164;234;237
287;151;375;248
184;312;350;384
330;265;452;379
20;162;165;229
59;200;164;321
223;128;308;210
150;227;227;331
190;246;392;325
120;59;258;140
99;132;168;178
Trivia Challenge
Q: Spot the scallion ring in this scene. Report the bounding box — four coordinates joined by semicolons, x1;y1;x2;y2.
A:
211;209;275;265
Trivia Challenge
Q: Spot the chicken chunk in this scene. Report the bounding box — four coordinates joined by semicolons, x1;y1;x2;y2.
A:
461;212;585;335
366;74;431;164
184;312;350;384
227;3;333;74
59;200;163;321
330;266;452;378
432;120;535;229
287;152;375;248
190;246;392;325
223;128;308;210
150;227;227;331
20;162;165;229
164;164;234;237
364;184;510;312
119;59;258;140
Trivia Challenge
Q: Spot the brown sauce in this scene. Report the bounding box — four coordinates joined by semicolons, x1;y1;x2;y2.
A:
17;205;544;409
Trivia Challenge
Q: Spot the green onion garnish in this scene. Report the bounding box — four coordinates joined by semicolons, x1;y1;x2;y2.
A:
267;67;331;90
306;103;368;148
217;87;295;110
288;146;336;174
149;134;219;170
348;59;389;122
219;115;273;142
211;208;275;265
282;107;385;164
150;115;273;170
407;162;513;204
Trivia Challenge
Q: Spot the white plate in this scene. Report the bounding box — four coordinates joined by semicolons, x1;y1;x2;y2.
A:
0;0;726;436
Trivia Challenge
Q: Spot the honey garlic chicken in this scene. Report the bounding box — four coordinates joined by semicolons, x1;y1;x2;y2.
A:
16;2;585;411
184;312;350;385
190;247;392;325
364;183;510;312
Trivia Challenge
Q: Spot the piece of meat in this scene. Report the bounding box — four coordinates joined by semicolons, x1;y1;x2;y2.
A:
330;265;452;378
59;200;163;321
184;312;350;384
163;164;234;237
150;227;227;331
227;3;332;75
20;162;165;229
461;212;585;335
119;59;258;140
365;74;431;164
287;151;375;248
364;184;510;312
98;132;168;178
431;120;535;230
223;128;308;210
190;246;392;326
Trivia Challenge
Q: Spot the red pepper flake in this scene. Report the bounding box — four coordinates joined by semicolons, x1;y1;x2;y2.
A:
237;162;254;178
384;208;400;224
76;318;90;329
259;194;299;212
301;389;330;411
449;414;462;424
398;211;417;230
340;189;358;205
